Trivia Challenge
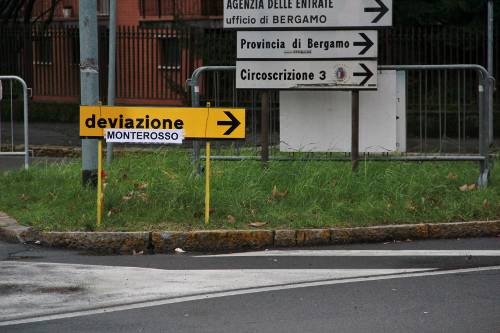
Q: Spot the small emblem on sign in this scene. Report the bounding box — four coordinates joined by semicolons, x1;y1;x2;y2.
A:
335;67;347;81
333;64;351;83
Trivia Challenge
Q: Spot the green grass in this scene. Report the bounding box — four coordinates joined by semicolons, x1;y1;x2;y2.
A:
0;151;499;232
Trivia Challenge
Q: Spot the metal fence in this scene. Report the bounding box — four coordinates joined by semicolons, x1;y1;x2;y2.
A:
187;64;494;186
0;24;498;110
0;24;497;180
0;76;30;170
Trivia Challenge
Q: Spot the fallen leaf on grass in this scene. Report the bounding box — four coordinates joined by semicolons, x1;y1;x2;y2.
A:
134;182;148;190
405;201;418;213
137;192;149;202
272;185;289;199
48;192;57;200
122;192;134;202
227;215;237;224
459;184;476;192
107;208;120;217
483;199;490;209
163;170;179;180
18;194;30;201
447;172;458;180
249;221;268;228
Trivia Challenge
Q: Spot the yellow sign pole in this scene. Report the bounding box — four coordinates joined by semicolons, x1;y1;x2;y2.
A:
205;141;211;225
204;102;212;225
97;139;103;226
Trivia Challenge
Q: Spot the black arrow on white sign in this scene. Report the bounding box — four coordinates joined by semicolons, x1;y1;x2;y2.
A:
353;64;374;86
353;33;375;56
364;0;389;24
217;111;241;135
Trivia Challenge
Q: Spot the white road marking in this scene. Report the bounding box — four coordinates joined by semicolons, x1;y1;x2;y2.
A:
0;262;431;324
198;250;500;257
0;259;500;327
0;265;499;327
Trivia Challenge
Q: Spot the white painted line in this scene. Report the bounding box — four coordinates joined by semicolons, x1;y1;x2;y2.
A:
1;265;500;327
198;250;500;257
0;262;431;324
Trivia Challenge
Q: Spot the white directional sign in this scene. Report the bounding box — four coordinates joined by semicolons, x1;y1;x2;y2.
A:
224;0;392;29
238;30;377;59
237;60;377;90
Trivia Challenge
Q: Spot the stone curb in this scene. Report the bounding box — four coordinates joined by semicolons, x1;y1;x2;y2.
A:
152;230;274;253
0;213;37;244
35;232;151;254
0;212;499;254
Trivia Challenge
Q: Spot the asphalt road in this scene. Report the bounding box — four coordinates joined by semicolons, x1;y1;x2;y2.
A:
1;238;499;333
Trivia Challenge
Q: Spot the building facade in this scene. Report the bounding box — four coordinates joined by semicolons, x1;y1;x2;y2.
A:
19;0;224;105
32;0;223;27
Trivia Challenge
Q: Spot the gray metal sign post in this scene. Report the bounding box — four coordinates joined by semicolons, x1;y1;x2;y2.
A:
0;80;2;150
261;91;270;167
106;0;117;166
351;91;360;171
487;0;494;145
79;0;100;186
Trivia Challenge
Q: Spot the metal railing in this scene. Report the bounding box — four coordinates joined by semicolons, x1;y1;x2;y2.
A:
1;25;499;106
187;64;494;187
0;76;29;170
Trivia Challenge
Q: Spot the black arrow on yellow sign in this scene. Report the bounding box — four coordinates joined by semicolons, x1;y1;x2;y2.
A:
217;111;241;135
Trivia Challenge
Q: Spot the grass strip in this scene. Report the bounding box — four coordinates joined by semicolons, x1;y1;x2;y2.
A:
0;151;499;232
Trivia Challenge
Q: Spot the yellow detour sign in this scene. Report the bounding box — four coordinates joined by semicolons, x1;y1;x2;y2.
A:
80;106;246;140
